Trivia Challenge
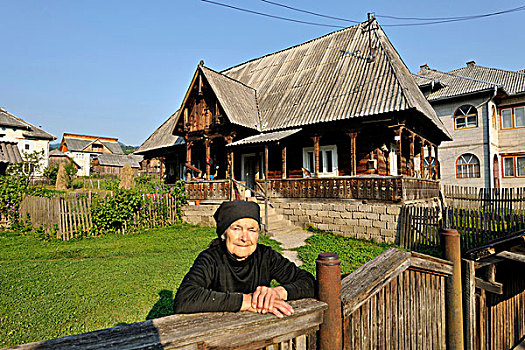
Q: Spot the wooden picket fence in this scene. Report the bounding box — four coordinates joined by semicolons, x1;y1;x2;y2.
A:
399;202;525;252
19;193;181;240
442;185;525;213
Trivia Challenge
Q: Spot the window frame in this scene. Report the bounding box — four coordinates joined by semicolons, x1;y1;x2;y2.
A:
502;155;525;178
454;105;478;130
456;153;481;179
302;145;338;177
500;105;525;130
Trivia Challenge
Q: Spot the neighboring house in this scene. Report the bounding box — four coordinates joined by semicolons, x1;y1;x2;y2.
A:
91;153;143;176
135;112;185;183
48;149;81;171
414;61;525;188
0;107;56;176
139;19;451;190
58;133;125;176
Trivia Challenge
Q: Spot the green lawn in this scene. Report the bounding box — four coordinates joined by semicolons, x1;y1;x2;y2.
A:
0;224;390;347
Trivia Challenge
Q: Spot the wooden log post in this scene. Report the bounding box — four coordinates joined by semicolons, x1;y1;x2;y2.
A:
281;144;287;179
441;228;464;350
409;132;415;177
316;253;342;350
463;259;476;350
420;138;426;179
185;140;193;182
313;135;320;177
434;145;439;180
349;132;357;176
396;127;403;176
159;157;165;182
205;138;211;179
264;145;269;235
427;143;433;180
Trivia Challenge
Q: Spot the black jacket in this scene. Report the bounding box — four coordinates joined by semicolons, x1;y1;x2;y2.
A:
174;242;315;313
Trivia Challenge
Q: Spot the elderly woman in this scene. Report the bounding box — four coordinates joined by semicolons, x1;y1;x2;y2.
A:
174;200;315;318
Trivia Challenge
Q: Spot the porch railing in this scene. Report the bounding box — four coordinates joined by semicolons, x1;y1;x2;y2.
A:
6;299;326;350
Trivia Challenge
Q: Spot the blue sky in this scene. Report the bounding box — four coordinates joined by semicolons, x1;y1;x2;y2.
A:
1;0;524;145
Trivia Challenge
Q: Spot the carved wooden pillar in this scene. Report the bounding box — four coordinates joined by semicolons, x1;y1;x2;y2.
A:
281;145;287;179
348;132;357;176
409;133;415;177
396;128;403;176
225;135;233;179
427;143;433;179
434;145;439;180
420;138;426;179
159;157;165;181
205;138;211;179
146;159;150;176
185;140;193;181
312;135;320;177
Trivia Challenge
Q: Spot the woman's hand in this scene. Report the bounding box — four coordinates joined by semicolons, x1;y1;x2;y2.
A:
241;286;294;318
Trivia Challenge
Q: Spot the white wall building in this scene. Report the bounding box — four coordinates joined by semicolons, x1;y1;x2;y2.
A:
0;108;56;176
414;62;525;188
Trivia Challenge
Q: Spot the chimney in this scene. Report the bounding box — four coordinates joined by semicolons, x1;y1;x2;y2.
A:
420;64;429;71
466;61;476;67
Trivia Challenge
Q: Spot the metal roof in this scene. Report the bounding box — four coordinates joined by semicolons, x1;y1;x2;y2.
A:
135;111;185;154
0;108;56;140
415;63;525;101
64;137;123;154
228;128;302;147
0;141;23;164
94;153;143;168
201;66;261;130
217;20;449;140
450;64;525;96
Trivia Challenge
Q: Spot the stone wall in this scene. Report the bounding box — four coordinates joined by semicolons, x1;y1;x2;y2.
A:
181;202;219;227
270;198;403;243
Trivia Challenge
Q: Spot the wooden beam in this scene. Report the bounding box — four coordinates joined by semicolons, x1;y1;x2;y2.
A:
496;250;525;264
281;145;287;179
420;137;425;178
349;132;357;176
396;127;403;176
475;277;503;295
433;145;439;180
205;138;211;179
463;259;476;350
312;136;320;177
185;140;193;181
409;133;415;177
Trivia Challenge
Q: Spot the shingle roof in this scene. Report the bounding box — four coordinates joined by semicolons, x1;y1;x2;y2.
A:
228;129;302;147
94;154;143;168
0;141;23;164
49;149;67;157
414;68;498;101
201;66;261;130
64;137;123;154
135;112;185;154
415;64;525;101
0;108;56;140
450;65;525;96
216;20;449;139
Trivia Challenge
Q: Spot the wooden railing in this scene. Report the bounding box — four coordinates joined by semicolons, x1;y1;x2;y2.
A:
257;176;439;202
185;180;231;201
6;299;326;350
341;248;453;349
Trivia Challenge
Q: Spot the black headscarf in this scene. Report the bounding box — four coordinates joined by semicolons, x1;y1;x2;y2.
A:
213;200;261;237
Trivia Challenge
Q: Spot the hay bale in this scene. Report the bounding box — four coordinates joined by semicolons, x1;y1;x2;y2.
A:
56;162;69;191
119;163;134;189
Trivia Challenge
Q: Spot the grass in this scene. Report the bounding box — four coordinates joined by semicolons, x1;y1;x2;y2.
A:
0;224;391;347
295;230;397;277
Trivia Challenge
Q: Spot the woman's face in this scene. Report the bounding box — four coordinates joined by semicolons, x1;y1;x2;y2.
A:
223;218;259;260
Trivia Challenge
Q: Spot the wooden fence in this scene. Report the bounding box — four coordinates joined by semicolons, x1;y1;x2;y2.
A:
443;185;525;213
5;298;326;350
341;248;453;349
19;193;181;240
399;205;525;252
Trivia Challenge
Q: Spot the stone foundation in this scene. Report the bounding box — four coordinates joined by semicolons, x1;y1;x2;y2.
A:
269;198;404;243
181;202;219;227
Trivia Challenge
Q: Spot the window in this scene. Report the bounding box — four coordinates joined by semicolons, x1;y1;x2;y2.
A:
500;106;525;129
456;154;480;178
503;155;525;177
454;105;478;129
24;144;29;150
303;145;338;176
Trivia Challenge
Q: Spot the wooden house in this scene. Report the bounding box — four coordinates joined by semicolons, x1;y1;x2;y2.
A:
139;19;451;201
0;141;23;175
91;153;143;176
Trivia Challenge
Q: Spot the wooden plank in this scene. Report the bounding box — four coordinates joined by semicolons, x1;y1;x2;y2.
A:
463;260;476;350
475;278;503;295
496;250;525;264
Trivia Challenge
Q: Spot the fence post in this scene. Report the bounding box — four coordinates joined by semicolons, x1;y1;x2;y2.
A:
316;252;342;350
440;228;464;350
